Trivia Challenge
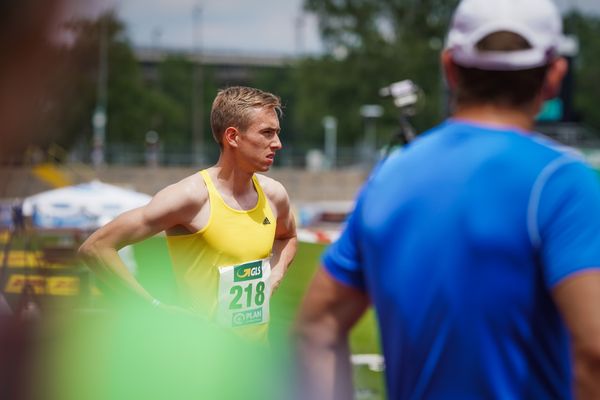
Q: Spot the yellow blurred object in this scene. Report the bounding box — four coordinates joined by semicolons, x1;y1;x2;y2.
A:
1;250;63;269
4;274;79;295
4;250;42;268
0;230;8;245
32;163;72;188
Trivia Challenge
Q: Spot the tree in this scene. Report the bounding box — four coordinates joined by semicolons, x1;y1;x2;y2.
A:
253;66;298;150
35;12;149;159
40;11;194;163
156;56;193;150
295;0;460;148
564;12;600;135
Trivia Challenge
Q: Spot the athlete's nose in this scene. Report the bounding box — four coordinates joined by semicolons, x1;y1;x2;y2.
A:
271;134;282;150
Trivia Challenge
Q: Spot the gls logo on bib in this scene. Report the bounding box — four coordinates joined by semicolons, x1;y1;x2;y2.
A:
234;260;263;282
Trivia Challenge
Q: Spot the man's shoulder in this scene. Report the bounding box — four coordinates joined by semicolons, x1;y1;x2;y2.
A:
255;173;288;202
255;173;284;189
529;133;586;161
159;172;208;207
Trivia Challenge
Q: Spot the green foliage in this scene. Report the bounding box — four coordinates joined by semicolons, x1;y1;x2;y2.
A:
47;4;600;160
564;12;600;134
45;12;209;160
156;57;194;150
40;14;118;152
253;66;299;145
40;12;150;155
96;15;198;154
295;0;460;146
299;1;600;145
105;37;150;146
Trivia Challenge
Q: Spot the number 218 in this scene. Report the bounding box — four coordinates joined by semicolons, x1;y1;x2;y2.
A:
229;281;266;309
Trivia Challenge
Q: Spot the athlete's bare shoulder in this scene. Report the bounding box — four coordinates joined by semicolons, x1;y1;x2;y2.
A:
255;174;296;238
150;171;208;216
175;171;209;205
255;173;289;207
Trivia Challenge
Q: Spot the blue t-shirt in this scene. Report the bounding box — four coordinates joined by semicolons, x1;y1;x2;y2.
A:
323;119;600;399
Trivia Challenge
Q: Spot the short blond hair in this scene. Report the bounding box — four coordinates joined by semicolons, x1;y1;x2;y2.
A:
210;86;282;147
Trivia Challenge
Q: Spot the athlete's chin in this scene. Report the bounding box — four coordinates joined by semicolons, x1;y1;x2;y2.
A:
258;160;274;171
250;163;269;173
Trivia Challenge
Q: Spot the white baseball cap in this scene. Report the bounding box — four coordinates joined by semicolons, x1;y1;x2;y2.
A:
446;0;562;71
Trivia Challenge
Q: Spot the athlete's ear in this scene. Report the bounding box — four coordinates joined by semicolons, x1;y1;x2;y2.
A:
224;127;239;148
441;49;459;91
542;57;568;101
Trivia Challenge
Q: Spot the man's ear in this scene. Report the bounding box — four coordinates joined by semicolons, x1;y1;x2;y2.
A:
223;127;239;148
542;57;568;101
441;49;458;91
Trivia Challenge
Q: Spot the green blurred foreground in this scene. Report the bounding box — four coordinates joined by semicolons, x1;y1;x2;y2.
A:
31;239;384;400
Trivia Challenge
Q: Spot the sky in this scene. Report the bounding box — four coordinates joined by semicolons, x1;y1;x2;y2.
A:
69;0;322;54
68;0;600;55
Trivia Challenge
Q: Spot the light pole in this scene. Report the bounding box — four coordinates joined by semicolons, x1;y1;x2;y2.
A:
145;130;159;167
322;115;337;169
294;14;305;57
360;104;384;165
191;3;204;165
151;27;162;59
92;16;108;168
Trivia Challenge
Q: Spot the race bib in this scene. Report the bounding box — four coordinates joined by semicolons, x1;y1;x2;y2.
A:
217;258;271;328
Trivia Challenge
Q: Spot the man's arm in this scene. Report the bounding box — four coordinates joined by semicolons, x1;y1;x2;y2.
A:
264;179;297;292
552;270;600;400
294;268;369;400
78;179;203;306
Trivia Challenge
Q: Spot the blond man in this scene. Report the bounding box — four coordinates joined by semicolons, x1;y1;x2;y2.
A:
80;86;297;340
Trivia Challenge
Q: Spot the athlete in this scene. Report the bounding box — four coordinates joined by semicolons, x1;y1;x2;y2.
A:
295;0;600;398
80;86;297;340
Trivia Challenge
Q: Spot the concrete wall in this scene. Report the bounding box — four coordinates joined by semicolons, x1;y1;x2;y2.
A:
0;165;369;202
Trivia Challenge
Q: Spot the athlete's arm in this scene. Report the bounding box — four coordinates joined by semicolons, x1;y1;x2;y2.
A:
294;268;369;400
263;178;297;292
536;161;600;399
78;178;205;306
552;271;600;400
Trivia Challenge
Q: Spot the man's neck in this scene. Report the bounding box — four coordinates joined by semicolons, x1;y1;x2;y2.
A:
452;103;537;132
211;159;255;196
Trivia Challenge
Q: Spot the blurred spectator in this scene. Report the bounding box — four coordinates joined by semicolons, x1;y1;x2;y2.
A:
295;0;600;399
0;0;66;163
1;2;69;400
11;202;25;232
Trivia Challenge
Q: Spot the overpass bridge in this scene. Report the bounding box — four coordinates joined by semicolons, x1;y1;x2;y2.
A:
134;46;296;86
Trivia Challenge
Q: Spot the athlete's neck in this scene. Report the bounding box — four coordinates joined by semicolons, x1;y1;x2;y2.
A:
452;103;537;132
211;162;255;196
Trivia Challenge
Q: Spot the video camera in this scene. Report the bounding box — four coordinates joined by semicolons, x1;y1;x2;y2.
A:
379;79;422;114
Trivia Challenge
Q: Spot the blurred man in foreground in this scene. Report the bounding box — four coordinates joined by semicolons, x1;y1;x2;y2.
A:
295;0;600;398
80;86;297;342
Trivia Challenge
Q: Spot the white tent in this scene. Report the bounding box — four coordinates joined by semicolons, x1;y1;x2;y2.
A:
22;180;152;229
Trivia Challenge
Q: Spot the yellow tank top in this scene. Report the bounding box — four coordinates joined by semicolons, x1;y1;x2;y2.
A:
166;170;276;340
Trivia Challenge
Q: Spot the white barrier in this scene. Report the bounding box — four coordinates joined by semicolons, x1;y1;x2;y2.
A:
297;228;341;244
351;354;385;372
